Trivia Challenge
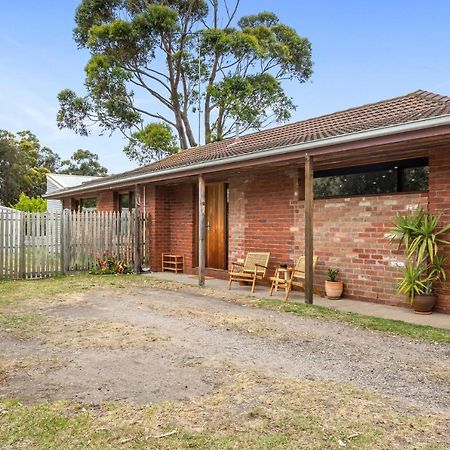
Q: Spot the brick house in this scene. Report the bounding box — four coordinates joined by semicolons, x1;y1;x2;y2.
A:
46;90;450;313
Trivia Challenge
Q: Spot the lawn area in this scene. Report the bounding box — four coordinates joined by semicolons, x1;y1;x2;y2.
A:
1;274;449;343
0;274;449;449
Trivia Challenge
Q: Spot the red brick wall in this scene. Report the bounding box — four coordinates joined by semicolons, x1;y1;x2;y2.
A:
144;185;169;271
143;183;196;272
428;148;450;312
228;167;434;309
96;191;115;211
166;183;196;272
229;168;298;275
311;193;427;306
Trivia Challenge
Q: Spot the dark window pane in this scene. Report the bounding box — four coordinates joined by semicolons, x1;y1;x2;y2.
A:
119;194;129;210
314;160;428;198
81;198;96;211
402;166;428;192
314;169;397;198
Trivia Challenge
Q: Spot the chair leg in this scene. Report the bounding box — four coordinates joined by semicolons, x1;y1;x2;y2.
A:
269;279;275;296
284;283;291;301
251;276;257;293
228;277;233;290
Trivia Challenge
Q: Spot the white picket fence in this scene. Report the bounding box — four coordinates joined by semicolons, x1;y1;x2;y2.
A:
0;210;150;280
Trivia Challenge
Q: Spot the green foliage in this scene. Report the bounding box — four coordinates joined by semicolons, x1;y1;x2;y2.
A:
389;209;450;302
0;129;107;205
57;1;313;165
60;149;108;176
124;123;179;165
327;268;340;282
13;193;47;212
89;253;132;275
0;130;60;206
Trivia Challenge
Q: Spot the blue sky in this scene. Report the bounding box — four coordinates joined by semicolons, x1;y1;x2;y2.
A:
1;1;450;174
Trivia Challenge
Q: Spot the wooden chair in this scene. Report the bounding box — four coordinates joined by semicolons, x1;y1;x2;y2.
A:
228;252;270;293
270;256;318;301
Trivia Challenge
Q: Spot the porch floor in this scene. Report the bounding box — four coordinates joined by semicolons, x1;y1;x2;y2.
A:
149;271;450;330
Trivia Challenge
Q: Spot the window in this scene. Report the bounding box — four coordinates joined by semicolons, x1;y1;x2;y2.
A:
313;158;428;198
118;191;135;212
81;198;96;212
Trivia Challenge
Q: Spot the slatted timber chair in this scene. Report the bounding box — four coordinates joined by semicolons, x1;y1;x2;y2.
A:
270;256;318;301
228;252;270;293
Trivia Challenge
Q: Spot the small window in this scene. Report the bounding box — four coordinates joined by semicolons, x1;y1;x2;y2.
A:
81;198;96;212
314;158;428;198
118;192;135;212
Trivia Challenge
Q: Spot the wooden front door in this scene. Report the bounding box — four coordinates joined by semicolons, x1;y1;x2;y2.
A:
205;183;227;269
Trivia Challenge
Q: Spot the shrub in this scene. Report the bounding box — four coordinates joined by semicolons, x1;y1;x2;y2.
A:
89;253;132;275
13;193;47;212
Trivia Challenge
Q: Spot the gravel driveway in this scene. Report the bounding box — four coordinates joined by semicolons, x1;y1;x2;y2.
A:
1;285;449;417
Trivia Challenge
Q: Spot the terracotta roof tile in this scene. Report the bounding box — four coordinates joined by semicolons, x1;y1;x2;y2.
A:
78;89;450;188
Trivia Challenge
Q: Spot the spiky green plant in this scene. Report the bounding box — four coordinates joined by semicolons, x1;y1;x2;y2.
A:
327;268;340;282
390;209;450;303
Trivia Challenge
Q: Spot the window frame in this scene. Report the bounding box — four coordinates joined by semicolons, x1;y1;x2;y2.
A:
313;158;428;200
117;191;136;213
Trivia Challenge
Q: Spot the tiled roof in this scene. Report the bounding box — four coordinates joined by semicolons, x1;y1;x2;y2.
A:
65;90;450;191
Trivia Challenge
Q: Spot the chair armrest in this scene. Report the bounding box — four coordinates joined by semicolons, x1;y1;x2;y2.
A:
254;263;268;269
230;262;244;271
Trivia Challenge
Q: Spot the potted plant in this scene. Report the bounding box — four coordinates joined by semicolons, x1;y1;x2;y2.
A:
390;209;450;314
325;268;344;299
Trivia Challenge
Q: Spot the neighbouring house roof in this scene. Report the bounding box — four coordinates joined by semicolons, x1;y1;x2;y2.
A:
46;89;450;197
46;174;103;191
0;205;19;212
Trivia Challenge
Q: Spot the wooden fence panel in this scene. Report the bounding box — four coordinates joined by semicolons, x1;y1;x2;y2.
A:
0;210;150;280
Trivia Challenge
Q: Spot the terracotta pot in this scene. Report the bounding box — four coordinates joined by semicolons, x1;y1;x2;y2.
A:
325;280;344;299
412;294;437;315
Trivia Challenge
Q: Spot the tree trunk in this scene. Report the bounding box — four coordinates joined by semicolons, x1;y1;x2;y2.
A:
181;111;197;148
172;97;189;149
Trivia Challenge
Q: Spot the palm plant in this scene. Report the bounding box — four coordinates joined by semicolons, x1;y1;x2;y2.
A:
389;209;450;303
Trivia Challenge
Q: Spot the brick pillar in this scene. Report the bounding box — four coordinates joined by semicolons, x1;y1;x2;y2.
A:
145;185;169;272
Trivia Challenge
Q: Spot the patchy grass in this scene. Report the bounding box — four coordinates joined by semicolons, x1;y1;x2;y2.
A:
0;372;448;449
0;357;67;385
1;274;449;345
39;318;162;350
0;274;145;307
144;301;314;342
0;312;42;338
256;299;450;344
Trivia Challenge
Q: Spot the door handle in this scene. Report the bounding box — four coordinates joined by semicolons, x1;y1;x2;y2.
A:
206;223;211;231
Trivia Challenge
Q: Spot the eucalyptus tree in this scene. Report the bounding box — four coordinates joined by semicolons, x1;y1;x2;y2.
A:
57;0;313;164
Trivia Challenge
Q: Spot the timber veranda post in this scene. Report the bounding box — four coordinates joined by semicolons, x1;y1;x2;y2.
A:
133;184;142;273
198;174;206;287
304;154;314;304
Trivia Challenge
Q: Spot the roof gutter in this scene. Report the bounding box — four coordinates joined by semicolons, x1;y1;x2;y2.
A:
45;114;450;198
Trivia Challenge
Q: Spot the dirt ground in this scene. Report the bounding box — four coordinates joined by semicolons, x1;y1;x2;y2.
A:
1;279;450;448
1;283;449;411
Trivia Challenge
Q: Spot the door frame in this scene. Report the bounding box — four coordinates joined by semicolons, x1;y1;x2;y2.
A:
194;182;229;270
